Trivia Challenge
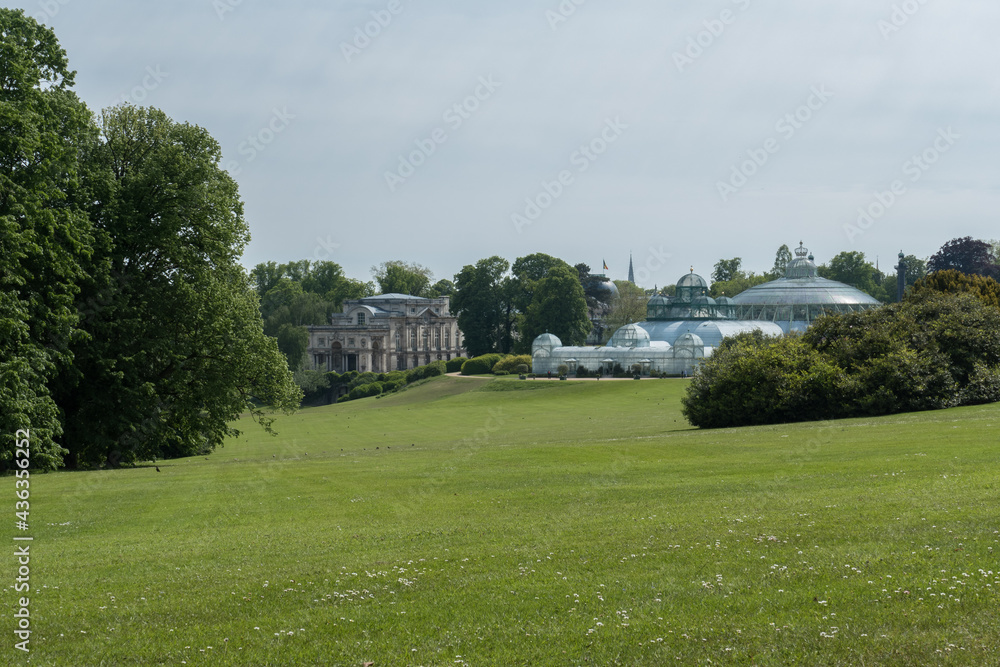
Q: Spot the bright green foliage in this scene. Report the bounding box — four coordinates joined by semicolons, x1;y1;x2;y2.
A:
518;264;591;351
0;9;95;469
461;353;506;376
492;354;532;375
910;269;1000;308
708;273;770;298
452;256;514;356
371;260;433;296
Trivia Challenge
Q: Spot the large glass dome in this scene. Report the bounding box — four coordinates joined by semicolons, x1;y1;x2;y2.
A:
730;243;880;330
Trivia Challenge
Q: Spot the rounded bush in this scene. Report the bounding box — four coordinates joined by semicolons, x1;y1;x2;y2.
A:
492;354;532;375
446;357;468;373
461;354;505;376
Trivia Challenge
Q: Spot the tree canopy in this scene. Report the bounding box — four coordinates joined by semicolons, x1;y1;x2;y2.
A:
518;264;591;350
371;260;433;297
927;236;999;279
1;13;300;469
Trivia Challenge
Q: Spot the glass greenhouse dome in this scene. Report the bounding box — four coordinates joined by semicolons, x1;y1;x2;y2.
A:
729;243;880;331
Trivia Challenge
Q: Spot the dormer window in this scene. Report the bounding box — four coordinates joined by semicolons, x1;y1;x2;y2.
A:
357;312;366;325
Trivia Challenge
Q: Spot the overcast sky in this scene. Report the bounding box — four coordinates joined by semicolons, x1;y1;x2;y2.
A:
15;0;1000;288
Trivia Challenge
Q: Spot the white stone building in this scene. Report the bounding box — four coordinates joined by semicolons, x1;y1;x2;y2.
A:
306;294;465;373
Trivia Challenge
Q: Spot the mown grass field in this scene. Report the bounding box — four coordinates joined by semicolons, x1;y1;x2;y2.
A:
5;375;1000;665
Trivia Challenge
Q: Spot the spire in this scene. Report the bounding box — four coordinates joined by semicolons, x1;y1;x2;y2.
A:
627;253;635;284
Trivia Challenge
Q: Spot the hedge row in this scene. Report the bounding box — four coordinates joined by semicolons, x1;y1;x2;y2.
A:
682;290;1000;428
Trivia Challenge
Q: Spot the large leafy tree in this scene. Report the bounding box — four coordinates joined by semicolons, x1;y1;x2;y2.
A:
510;253;570;313
53;104;300;467
770;244;793;278
711;257;743;283
817;251;890;302
928;236;999;279
518;264;591;349
0;9;95;469
452;256;514;356
372;260;432;296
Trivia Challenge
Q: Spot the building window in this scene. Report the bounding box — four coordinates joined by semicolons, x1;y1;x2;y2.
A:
445;331;451;349
423;331;429;351
348;338;355;347
394;333;400;350
410;330;417;350
435;330;441;350
357;312;366;325
318;337;325;347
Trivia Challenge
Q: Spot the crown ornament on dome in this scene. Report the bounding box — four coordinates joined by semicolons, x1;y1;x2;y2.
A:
795;242;809;258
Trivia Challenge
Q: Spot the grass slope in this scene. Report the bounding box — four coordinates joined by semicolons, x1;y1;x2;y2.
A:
4;376;1000;666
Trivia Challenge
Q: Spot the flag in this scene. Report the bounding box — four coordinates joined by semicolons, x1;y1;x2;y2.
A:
603;259;609;271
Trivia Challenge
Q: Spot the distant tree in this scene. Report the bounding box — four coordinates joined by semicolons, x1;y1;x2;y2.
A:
708;273;770;299
603;280;648;340
770;244;793;278
711;258;743;283
899;254;928;289
817;251;889;302
372;260;433;296
518;264;591;351
452;256;514;356
276;324;310;370
927;236;999;279
427;279;456;297
510;253;571;313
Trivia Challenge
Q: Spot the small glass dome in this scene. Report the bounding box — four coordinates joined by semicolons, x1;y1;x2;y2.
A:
607;323;651;348
532;333;563;350
675;332;705;348
785;242;819;279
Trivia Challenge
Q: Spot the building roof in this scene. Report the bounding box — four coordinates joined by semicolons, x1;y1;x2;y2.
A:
360;293;431;301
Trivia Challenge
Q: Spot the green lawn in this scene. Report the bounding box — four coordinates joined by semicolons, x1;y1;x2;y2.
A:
5;375;1000;665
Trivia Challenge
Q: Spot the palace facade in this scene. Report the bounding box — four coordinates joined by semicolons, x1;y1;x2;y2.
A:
306;294;466;373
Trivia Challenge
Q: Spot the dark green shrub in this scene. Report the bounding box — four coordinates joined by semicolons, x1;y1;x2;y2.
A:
446;357;468;373
348;372;378;390
424;360;447;378
575;366;590;378
348;382;383;401
495;370;509;376
557;364;569;377
461;354;505;375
